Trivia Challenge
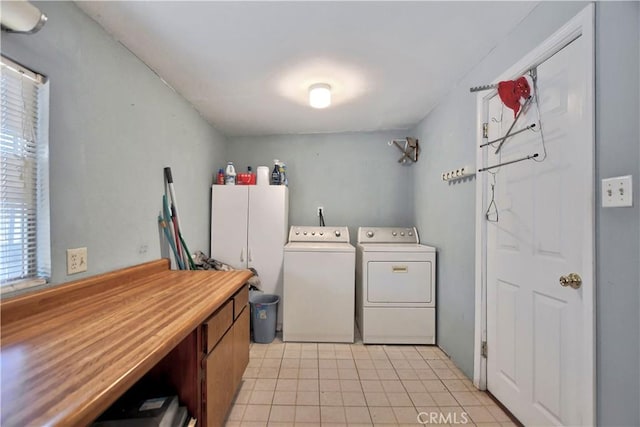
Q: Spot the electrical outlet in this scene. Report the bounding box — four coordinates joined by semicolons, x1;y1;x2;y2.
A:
67;247;88;275
602;175;633;207
317;206;324;216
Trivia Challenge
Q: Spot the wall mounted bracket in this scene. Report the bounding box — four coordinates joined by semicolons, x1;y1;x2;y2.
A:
388;137;419;164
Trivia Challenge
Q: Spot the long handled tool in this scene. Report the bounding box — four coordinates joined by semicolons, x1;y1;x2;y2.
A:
172;202;195;270
164;167;192;269
179;232;196;270
171;204;183;265
162;194;182;268
158;215;184;270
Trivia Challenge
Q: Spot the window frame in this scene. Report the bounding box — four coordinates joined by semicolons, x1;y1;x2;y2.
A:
1;55;50;294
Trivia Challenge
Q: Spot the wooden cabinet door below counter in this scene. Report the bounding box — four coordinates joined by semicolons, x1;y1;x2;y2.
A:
232;307;250;389
204;329;234;427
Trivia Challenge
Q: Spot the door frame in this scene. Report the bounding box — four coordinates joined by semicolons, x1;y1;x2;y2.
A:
473;3;595;424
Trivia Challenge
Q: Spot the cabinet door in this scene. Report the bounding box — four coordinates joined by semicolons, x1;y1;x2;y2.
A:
204;329;234;427
232;307;250;390
211;186;249;268
247;186;288;299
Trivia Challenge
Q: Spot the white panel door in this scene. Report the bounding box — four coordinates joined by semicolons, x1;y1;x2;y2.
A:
486;34;592;426
210;186;249;268
248;186;288;321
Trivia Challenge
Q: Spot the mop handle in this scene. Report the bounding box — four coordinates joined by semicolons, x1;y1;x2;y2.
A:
158;215;184;270
164;167;173;184
164;168;178;210
164;167;190;269
163;195;182;265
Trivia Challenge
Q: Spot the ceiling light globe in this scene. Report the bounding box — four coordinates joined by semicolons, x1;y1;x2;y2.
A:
309;83;331;109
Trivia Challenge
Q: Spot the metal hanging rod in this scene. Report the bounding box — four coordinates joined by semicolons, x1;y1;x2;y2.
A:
478;153;539;173
480;124;536;148
494;96;533;155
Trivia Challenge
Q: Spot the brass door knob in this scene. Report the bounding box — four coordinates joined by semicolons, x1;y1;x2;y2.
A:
559;273;582;289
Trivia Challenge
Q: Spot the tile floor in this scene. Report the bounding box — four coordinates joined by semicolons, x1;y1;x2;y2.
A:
225;335;516;426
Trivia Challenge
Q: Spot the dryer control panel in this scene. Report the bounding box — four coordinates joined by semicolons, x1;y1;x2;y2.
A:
288;226;350;243
357;227;420;244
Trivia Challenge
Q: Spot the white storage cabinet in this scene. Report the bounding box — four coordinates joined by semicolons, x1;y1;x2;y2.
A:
210;185;289;326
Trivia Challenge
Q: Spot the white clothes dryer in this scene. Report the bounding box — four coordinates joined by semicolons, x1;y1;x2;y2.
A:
356;227;436;344
283;226;355;343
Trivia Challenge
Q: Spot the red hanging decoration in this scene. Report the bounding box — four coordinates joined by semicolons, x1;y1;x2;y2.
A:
497;76;531;117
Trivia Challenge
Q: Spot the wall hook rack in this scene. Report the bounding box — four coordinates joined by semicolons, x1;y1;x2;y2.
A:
388;137;419;164
442;165;475;181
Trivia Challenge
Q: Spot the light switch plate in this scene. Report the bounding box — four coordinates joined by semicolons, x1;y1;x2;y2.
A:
602;175;633;207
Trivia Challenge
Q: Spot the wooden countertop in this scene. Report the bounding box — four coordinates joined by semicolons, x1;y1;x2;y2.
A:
0;259;253;427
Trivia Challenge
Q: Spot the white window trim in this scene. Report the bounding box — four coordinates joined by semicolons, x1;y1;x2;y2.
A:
1;55;51;294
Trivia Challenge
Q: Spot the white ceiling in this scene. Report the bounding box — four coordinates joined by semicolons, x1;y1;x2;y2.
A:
76;1;537;137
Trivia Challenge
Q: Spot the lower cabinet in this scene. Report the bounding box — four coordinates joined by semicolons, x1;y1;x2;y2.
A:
202;285;249;427
205;327;235;427
232;308;250;391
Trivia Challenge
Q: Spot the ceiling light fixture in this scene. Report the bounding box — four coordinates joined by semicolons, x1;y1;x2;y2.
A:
0;0;47;34
309;83;331;109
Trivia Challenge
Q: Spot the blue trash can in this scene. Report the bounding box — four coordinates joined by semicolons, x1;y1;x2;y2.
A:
250;294;279;344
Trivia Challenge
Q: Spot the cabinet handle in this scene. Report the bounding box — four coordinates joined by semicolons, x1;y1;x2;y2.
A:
240;248;245;263
248;248;253;263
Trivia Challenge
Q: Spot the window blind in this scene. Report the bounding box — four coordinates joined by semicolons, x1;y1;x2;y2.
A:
1;56;50;289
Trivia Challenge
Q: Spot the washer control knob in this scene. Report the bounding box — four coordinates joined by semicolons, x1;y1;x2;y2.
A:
400;232;405;236
319;231;324;236
303;231;308;236
295;231;300;235
408;231;414;236
367;230;375;238
392;231;397;236
311;231;316;236
335;230;341;237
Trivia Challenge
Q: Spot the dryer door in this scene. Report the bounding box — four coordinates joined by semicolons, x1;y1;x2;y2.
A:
367;261;432;303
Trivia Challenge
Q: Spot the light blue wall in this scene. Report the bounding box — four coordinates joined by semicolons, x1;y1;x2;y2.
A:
1;2;227;285
594;2;640;425
226;131;415;243
411;2;640;425
411;87;478;377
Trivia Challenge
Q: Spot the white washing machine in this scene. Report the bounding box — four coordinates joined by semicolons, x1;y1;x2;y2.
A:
283;226;355;343
356;227;436;344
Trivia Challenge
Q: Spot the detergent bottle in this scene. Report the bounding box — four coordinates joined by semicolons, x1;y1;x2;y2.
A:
225;162;237;185
271;160;281;185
